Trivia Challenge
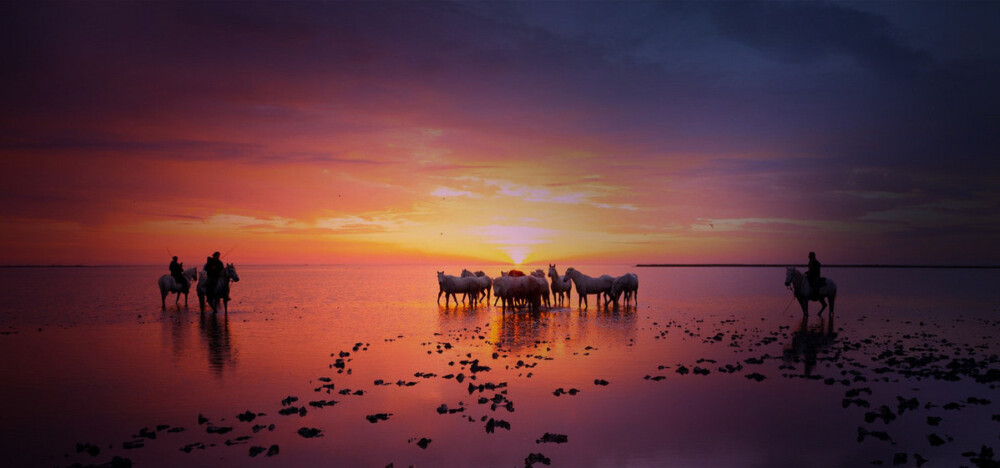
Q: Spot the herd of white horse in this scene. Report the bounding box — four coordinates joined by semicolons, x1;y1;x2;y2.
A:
158;263;240;314
156;262;836;317
438;265;836;316
437;265;639;312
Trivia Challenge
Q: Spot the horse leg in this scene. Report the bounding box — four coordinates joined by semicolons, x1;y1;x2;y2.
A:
799;298;808;315
817;298;828;315
829;295;835;315
161;290;167;310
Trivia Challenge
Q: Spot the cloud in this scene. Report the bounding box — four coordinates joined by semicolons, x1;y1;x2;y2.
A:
431;187;480;198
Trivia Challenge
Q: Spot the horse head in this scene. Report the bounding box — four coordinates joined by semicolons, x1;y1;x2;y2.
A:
461;269;474;277
226;263;240;282
784;267;798;287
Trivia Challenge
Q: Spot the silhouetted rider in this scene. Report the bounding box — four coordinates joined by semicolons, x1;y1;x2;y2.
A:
169;256;188;289
806;251;821;298
204;251;224;303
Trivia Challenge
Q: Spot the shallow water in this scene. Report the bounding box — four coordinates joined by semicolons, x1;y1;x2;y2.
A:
0;265;998;467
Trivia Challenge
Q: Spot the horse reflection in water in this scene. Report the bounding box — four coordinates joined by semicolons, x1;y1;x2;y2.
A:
782;312;837;376
199;310;236;377
486;306;637;355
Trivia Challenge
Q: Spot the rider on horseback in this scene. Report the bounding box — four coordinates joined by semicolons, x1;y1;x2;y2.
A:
204;251;224;303
806;252;821;300
169;256;188;290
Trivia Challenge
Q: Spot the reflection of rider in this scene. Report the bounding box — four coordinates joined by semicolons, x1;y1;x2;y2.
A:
169;256;188;289
204;252;224;303
806;252;821;298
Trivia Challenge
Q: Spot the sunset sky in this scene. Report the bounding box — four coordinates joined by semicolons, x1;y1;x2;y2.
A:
2;2;998;265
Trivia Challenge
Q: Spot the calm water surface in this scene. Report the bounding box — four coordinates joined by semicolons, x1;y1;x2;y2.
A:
0;265;998;467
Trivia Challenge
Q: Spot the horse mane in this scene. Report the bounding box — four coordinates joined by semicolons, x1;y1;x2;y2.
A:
507;269;525;277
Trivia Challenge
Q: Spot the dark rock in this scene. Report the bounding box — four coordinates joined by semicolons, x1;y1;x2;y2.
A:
927;434;946;446
594;379;609;386
122;440;144;450
249;446;266;457
297;427;323;438
206;426;233;434
366;413;391;423
76;443;100;457
745;372;766;382
225;436;251;446
536;433;568;444
281;396;298;406
417;438;431;449
485;418;510;433
525;452;551;466
180;442;206;453
309;400;338;408
266;445;279;457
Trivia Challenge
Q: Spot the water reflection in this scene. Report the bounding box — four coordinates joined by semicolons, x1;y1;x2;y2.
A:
159;308;189;361
782;312;837;376
199;311;236;377
483;305;638;353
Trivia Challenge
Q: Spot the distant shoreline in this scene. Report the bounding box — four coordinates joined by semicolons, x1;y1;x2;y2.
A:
636;264;1000;269
3;263;1000;269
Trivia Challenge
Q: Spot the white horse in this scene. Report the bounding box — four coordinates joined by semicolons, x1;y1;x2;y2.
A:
530;270;551;309
610;272;639;307
461;269;492;305
198;263;239;314
548;264;572;305
563;267;614;309
784;267;836;315
437;271;480;308
158;267;198;309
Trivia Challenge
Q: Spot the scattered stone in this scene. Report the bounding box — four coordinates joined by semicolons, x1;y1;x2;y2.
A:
297;427;323;438
225;436;251;446
366;413;392;423
485;418;510;433
536;433;568;444
206;425;233;434
281;396;299;406
745;372;766;382
525;452;552;466
309;400;338;408
416;438;431;449
927;434;946;446
76;443;100;457
594;379;609;386
180;442;205;453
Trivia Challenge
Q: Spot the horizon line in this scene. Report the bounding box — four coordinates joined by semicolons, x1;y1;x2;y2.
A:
636;264;1000;269
4;262;1000;269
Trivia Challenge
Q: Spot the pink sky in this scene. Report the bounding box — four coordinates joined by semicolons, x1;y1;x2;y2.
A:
2;3;997;265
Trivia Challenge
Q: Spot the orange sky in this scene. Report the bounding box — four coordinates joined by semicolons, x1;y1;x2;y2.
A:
2;3;998;266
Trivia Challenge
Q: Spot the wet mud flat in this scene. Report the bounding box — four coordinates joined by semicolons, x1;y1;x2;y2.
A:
58;304;1000;468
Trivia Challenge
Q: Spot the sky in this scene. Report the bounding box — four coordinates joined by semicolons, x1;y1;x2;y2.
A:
1;1;998;266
